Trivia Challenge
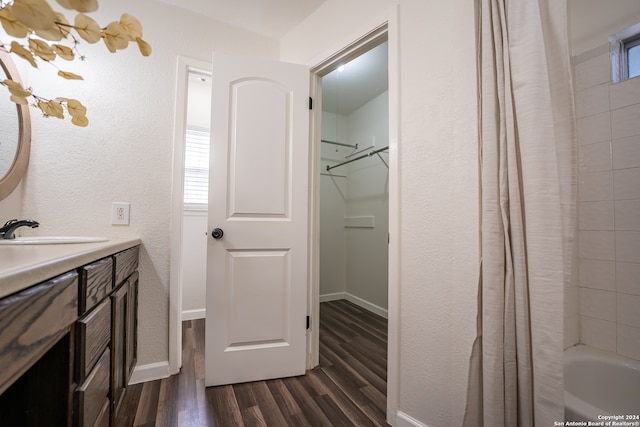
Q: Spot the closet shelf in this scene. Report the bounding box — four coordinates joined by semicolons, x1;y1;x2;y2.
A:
321;139;358;149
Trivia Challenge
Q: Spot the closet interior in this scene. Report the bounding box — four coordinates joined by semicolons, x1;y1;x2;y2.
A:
319;41;390;319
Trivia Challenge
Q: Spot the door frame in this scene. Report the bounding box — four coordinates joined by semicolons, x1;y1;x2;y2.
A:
307;11;400;423
167;15;400;421
169;56;212;377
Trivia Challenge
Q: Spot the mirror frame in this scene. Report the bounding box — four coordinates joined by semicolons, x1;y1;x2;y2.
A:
0;48;31;201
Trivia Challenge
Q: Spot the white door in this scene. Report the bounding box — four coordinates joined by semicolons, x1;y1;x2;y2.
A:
205;53;310;386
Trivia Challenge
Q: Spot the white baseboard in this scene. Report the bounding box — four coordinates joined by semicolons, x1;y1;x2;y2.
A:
128;361;172;385
319;292;346;302
319;292;388;319
396;411;430;427
182;308;206;321
344;293;388;319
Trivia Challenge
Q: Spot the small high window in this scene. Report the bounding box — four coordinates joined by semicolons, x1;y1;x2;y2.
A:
626;36;640;79
611;23;640;82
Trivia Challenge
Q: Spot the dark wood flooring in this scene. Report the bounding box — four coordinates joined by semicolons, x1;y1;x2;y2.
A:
116;300;389;426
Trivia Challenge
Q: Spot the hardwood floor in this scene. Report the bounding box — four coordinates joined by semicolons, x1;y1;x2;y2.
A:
116;300;388;426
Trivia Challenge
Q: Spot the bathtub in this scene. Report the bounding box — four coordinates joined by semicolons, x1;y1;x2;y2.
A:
564;345;640;422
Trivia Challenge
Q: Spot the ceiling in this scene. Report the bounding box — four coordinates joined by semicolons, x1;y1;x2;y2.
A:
321;42;389;116
160;1;387;116
152;0;326;39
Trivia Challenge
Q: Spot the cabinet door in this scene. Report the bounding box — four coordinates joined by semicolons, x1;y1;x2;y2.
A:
125;272;138;385
110;281;128;415
75;349;110;427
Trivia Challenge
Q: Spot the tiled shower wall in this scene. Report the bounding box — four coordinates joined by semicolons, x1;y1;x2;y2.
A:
570;43;640;360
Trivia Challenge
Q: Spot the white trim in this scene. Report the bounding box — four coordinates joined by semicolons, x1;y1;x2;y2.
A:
344;293;388;319
385;6;401;425
308;7;400;425
396;411;431;427
307;57;322;372
344;215;375;228
319;292;346;302
128;361;171;385
182;308;206;321
320;292;389;318
169;55;212;377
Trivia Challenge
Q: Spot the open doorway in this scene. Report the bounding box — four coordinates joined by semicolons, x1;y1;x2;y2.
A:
307;19;399;421
168;56;212;376
167;22;399;418
314;38;390;417
319;41;389;317
180;70;211;322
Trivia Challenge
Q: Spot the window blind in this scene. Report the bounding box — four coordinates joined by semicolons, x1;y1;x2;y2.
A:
184;126;210;210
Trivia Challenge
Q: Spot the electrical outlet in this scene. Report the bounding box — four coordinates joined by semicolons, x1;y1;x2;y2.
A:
111;202;130;225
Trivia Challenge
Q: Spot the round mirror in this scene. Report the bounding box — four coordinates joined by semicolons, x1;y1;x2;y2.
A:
0;49;31;200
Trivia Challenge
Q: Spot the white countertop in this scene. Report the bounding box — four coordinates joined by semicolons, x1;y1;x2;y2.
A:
0;237;142;298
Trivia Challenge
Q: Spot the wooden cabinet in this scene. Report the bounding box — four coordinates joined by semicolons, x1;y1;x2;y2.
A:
75;245;139;426
0;244;139;427
111;248;138;422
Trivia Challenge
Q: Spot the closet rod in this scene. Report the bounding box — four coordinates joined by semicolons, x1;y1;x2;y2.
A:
321;139;358;149
326;146;389;172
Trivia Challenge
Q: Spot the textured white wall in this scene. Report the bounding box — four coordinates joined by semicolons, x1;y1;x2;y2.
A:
14;0;278;368
282;1;480;425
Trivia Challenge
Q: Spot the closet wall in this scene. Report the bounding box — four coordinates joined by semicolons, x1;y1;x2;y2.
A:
320;112;349;297
320;91;389;316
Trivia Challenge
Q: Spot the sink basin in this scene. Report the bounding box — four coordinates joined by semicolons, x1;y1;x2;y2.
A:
0;236;109;245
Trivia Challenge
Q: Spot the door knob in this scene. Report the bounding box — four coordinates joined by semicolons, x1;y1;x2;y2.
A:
211;228;224;239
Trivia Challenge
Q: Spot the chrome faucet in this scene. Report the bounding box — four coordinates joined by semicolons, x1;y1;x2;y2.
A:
0;219;40;239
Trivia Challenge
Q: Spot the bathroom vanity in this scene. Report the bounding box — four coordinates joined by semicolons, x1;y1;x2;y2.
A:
0;237;141;426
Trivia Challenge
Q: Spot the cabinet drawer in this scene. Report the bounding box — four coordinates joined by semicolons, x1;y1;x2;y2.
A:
76;298;111;381
114;246;139;286
76;349;110;427
0;271;78;394
79;257;113;315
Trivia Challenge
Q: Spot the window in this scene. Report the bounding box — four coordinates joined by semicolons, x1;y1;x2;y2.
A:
183;126;210;210
626;36;640;79
611;23;640;82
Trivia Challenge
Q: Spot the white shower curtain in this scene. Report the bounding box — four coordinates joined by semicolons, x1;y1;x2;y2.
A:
464;0;577;426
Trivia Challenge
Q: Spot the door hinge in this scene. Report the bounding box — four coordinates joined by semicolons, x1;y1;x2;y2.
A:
309;97;313;110
306;315;311;330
